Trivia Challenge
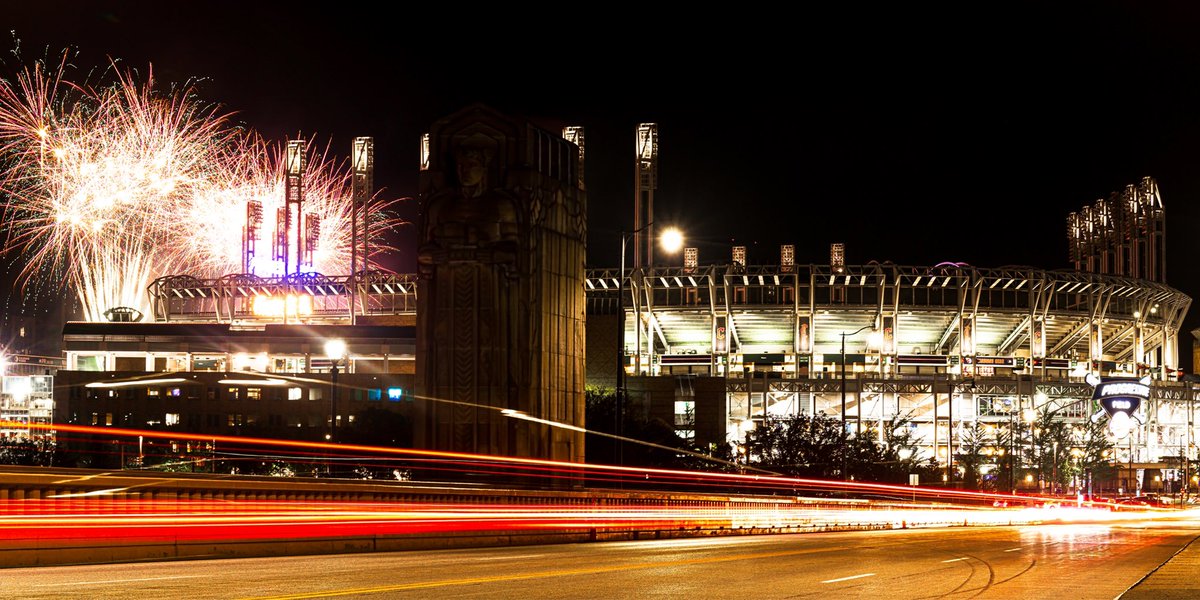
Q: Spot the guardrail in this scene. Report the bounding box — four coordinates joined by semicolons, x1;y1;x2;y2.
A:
0;466;1084;568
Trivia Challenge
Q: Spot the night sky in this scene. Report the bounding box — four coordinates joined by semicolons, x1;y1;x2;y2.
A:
5;3;1200;364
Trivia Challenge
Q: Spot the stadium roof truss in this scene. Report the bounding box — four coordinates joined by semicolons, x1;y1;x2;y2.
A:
148;272;418;323
146;262;1188;368
584;263;1191;367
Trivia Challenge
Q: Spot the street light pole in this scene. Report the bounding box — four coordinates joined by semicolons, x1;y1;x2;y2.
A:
1009;409;1016;493
1052;440;1059;495
330;361;339;445
323;339;347;476
840;324;873;480
617;222;683;468
617;226;645;468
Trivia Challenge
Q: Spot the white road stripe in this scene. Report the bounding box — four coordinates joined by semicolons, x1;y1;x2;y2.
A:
35;575;203;587
822;573;876;584
941;557;968;563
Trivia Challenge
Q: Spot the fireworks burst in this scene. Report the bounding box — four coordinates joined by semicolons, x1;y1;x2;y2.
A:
180;137;396;279
0;50;402;321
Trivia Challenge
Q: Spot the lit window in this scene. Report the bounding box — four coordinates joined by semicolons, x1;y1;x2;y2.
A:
288;387;301;400
674;400;695;428
105;413;113;426
247;388;262;400
165;413;180;426
147;388;160;397
77;356;102;371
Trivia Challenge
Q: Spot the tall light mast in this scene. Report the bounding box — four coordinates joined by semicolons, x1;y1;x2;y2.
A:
635;123;657;269
351;137;374;320
282;139;306;275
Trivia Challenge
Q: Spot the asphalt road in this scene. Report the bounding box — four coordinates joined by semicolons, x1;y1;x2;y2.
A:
6;518;1199;599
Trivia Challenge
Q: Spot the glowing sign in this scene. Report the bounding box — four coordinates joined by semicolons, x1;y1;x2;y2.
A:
1096;382;1149;399
252;294;313;318
1086;374;1149;439
387;387;404;401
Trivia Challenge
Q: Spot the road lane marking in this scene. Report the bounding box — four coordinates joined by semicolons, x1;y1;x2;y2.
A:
941;557;968;563
241;545;851;599
46;487;128;498
474;554;545;561
36;575;202;587
1003;547;1022;552
821;573;875;584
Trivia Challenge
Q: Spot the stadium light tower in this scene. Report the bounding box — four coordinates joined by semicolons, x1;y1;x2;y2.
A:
634;124;657;270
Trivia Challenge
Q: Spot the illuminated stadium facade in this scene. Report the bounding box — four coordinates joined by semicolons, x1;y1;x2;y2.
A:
586;259;1190;463
35;105;1194;489
583;175;1195;492
99;245;1195;486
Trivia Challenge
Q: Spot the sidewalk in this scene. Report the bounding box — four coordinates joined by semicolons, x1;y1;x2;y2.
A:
1120;533;1200;599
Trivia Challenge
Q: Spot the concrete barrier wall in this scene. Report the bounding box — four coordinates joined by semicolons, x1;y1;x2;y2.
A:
0;466;1029;568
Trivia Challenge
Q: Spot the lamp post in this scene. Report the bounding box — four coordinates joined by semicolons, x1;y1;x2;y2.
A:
1052;440;1059;495
1022;406;1037;491
1129;436;1136;495
1009;407;1016;493
840;324;874;479
616;224;683;467
324;339;347;451
1010;366;1031;491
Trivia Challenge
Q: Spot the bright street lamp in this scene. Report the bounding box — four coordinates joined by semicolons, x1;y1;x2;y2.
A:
617;224;683;466
659;227;684;254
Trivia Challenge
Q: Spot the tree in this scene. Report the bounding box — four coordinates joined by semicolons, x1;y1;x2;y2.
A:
993;419;1017;492
1076;417;1116;494
743;413;937;485
844;430;894;482
584;385;619;465
743;414;844;479
1029;410;1072;493
954;420;992;489
0;438;64;466
881;413;939;484
583;385;713;475
340;407;413;447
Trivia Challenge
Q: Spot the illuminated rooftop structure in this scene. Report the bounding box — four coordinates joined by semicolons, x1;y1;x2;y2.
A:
1068;176;1166;282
